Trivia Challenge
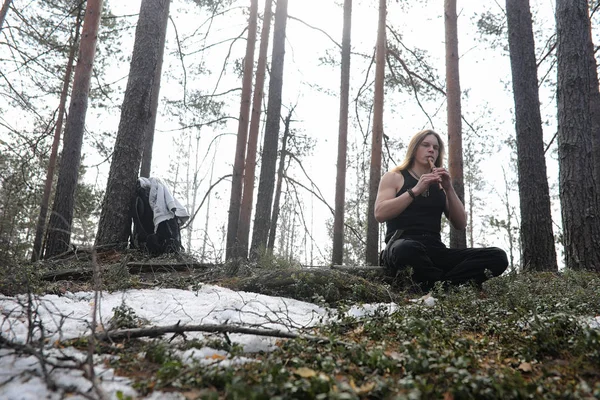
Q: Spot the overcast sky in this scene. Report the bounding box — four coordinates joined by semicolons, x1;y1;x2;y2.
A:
83;0;562;266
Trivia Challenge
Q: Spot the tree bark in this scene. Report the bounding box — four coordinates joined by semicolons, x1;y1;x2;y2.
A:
139;0;171;178
237;0;274;260
250;0;288;259
444;0;466;249
505;0;557;271
0;0;11;32
225;0;258;260
44;0;104;258
556;0;600;271
332;0;352;266
267;109;292;253
365;0;386;266
95;0;171;248
32;5;83;262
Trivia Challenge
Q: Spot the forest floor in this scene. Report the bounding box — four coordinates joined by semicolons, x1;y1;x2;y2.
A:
1;249;600;399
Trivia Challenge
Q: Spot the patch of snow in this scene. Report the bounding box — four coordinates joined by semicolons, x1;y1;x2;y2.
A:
346;302;399;318
584;315;600;329
409;293;437;307
0;286;330;399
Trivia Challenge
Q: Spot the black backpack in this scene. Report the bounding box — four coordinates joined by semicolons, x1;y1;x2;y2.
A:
131;182;184;255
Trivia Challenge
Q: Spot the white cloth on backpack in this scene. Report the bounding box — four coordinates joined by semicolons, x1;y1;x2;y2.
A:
138;177;190;232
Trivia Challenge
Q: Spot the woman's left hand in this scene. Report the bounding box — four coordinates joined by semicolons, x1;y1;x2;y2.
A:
433;167;452;190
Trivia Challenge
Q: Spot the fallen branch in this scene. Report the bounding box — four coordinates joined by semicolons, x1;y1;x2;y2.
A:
93;322;348;346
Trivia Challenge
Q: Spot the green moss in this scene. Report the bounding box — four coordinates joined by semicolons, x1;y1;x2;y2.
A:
225;267;398;306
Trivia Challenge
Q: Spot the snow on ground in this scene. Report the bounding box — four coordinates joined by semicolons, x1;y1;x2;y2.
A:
0;284;388;400
0;285;329;399
588;315;600;329
1;285;598;400
1;285;327;346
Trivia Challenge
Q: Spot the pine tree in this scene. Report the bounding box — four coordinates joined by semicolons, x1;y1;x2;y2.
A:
140;0;171;178
96;0;172;248
332;0;352;266
365;0;386;266
237;0;274;259
31;3;84;261
556;0;600;270
226;0;258;260
250;0;289;258
506;0;557;271
445;0;466;249
44;0;104;257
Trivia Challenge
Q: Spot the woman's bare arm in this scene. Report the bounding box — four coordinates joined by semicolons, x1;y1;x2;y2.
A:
374;171;413;222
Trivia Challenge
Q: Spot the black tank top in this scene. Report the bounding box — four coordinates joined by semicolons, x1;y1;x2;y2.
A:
384;169;446;243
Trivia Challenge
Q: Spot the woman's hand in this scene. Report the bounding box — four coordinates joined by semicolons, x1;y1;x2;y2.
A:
432;167;452;191
413;173;442;195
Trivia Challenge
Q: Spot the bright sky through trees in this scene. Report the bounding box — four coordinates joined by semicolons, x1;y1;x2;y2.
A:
27;0;563;265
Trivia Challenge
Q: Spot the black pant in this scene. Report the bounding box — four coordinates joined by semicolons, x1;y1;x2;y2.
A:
381;232;508;287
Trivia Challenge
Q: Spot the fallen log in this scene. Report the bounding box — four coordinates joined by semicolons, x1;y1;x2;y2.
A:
125;261;213;274
331;265;386;273
41;261;212;281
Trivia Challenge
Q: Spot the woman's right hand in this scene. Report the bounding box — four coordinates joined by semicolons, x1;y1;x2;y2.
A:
412;173;441;196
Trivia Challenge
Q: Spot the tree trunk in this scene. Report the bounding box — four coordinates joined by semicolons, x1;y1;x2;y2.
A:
468;180;473;247
556;0;600;271
0;0;11;32
332;0;352;266
43;0;104;258
31;5;83;262
139;0;171;178
506;0;557;271
267;109;292;253
250;0;288;259
444;0;466;249
201;157;216;262
365;0;386;266
226;0;258;260
238;0;274;259
95;0;171;248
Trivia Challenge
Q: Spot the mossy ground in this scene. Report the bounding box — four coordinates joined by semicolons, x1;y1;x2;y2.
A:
3;253;600;399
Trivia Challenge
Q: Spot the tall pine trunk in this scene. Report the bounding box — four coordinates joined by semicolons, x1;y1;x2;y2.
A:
365;0;386;266
556;0;600;270
95;0;171;248
267;109;292;253
506;0;557;271
237;0;273;259
250;0;288;259
332;0;352;266
140;0;171;178
44;0;103;258
31;5;83;261
444;0;466;249
0;0;11;32
226;0;258;260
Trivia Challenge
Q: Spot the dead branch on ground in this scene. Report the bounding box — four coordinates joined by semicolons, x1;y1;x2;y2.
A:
92;322;350;347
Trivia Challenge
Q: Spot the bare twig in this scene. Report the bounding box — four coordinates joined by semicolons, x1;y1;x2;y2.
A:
181;173;232;229
287;15;341;49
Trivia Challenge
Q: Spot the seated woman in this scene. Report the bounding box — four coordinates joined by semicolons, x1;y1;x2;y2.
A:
374;129;508;290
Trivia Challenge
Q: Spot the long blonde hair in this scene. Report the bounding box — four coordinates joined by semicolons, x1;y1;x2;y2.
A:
392;129;445;172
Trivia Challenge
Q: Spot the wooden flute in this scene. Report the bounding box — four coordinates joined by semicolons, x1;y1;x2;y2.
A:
428;158;443;190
